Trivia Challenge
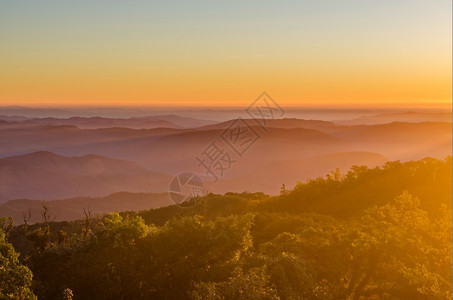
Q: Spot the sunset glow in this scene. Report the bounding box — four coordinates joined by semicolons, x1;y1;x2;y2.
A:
1;1;451;107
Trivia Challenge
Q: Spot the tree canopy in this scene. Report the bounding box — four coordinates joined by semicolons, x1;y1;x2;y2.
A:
3;157;452;299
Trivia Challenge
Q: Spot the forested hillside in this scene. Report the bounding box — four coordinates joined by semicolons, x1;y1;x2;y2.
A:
1;157;451;299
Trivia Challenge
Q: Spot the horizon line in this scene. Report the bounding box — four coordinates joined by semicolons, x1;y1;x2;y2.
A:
1;102;451;111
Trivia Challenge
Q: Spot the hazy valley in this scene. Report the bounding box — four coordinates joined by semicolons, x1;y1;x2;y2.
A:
0;109;451;223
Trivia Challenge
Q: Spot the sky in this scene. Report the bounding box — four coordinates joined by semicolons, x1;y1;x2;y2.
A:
0;0;451;107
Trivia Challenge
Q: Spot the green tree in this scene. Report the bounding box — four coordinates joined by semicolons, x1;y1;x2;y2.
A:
0;227;36;299
343;192;452;299
190;266;279;300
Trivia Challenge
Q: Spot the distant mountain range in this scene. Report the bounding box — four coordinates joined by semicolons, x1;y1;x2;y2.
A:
0;118;449;165
0;107;450;122
335;111;452;125
0;151;172;203
0;113;451;220
0;114;215;129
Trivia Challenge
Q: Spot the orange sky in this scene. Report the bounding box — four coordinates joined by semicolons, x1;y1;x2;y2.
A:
0;1;451;107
